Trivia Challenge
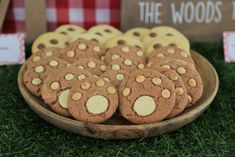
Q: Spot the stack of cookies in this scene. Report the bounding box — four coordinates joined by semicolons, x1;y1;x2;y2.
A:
23;24;203;124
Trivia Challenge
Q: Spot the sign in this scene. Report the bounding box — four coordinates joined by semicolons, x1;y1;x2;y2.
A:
0;34;25;65
223;32;235;62
121;0;235;42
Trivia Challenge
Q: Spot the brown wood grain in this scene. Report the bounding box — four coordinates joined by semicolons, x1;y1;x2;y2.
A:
0;0;10;32
17;51;219;139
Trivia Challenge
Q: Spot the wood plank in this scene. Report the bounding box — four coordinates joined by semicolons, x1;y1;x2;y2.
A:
0;0;10;32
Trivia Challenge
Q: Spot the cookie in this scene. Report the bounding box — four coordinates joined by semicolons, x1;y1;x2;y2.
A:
88;24;122;40
68;77;118;123
103;35;145;51
61;39;105;63
32;32;70;53
125;27;149;40
142;26;189;47
71;58;107;75
26;47;62;68
41;66;92;117
149;66;188;118
119;69;176;124
100;69;129;87
147;46;195;67
55;24;86;39
107;58;145;72
148;59;203;107
145;35;190;56
23;57;69;97
70;32;106;45
104;45;146;64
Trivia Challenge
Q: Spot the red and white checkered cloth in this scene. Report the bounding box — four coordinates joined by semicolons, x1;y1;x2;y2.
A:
2;0;121;33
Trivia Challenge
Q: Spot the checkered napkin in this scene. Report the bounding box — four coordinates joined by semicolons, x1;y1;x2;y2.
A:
2;0;121;33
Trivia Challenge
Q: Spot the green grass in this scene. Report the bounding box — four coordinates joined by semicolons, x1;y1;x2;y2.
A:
0;43;235;157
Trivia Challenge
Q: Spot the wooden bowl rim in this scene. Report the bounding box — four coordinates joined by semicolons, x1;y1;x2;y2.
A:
17;50;219;130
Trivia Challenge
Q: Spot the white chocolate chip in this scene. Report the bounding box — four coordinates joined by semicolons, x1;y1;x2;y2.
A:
93;46;101;52
188;78;196;87
112;64;121;70
86;95;109;114
121;46;129;53
64;73;74;80
136;75;145;83
49;60;58;67
107;86;116;94
67;51;75;58
177;67;186;75
133;96;156;116
122;88;131;96
81;81;91;90
162;64;171;69
169;74;178;81
58;89;70;108
167;48;175;54
157;53;164;58
100;56;105;61
50;81;60;90
96;79;105;87
111;54;120;60
146;63;152;67
78;65;85;70
137;63;145;69
100;65;107;71
72;92;82;101
66;63;71;67
152;77;162;85
161;89;171;99
93;74;99;78
187;94;192;103
87;61;96;68
34;66;44;73
78;43;87;50
45;51;53;57
116;74;124;81
123;59;132;66
31;78;42;85
103;77;110;82
176;87;184;96
181;51;188;58
136;50;143;57
77;74;86;80
33;56;40;62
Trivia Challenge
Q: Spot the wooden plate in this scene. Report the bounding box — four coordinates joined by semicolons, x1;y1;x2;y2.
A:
17;50;219;140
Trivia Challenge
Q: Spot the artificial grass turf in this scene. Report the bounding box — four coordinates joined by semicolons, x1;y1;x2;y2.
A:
0;43;235;157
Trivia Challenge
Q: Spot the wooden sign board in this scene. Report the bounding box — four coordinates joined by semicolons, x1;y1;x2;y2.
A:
0;0;10;32
121;0;235;42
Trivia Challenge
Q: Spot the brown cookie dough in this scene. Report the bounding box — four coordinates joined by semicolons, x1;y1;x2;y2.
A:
148;46;195;67
148;59;203;107
100;69;129;87
68;77;118;123
26;47;62;69
61;39;105;63
107;58;146;72
104;45;146;64
149;66;188;118
119;69;176;124
41;66;92;117
71;58;107;75
23;57;69;97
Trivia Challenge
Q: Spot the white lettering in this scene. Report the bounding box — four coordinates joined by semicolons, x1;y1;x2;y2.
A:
214;1;222;23
184;2;195;23
232;1;235;20
195;2;206;23
139;2;145;22
171;3;184;24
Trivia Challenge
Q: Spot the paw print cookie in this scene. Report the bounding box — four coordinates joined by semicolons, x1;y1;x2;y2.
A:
88;24;122;40
107;58;146;72
68;77;118;123
71;58;107;75
148;59;203;107
150;66;188;118
100;69;129;87
32;32;70;53
148;46;195;67
125;27;149;40
103;35;145;51
145;35;190;56
55;24;86;39
104;45;146;64
61;39;105;63
119;69;176;124
41;66;92;117
23;57;69;97
70;32;106;45
26;47;62;68
142;26;189;47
